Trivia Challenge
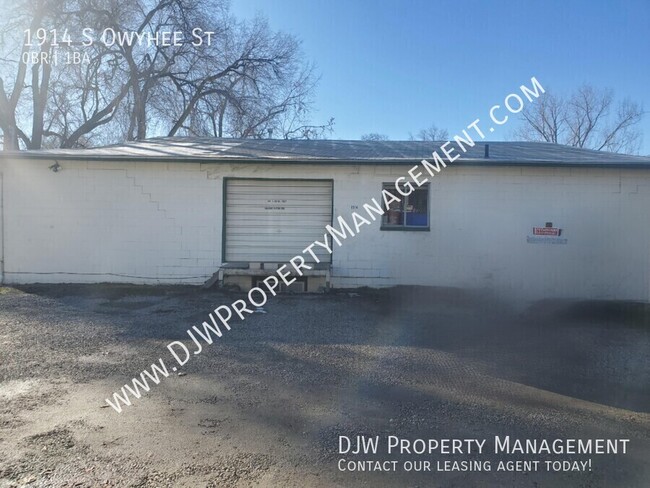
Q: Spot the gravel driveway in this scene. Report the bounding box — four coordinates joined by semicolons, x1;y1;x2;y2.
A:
0;284;648;487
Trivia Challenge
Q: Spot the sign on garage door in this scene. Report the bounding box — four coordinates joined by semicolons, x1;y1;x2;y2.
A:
224;178;333;263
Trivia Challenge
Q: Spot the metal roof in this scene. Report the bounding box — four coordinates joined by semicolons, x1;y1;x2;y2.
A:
3;137;650;168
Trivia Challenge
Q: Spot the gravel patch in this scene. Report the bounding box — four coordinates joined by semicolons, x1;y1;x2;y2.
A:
0;284;648;487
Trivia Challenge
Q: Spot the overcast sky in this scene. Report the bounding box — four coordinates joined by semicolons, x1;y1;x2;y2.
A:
232;0;650;154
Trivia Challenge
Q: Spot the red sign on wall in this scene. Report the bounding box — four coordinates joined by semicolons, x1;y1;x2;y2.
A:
533;227;561;236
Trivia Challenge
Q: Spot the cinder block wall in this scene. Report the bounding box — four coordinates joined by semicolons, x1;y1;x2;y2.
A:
0;159;221;284
2;158;650;302
331;165;650;302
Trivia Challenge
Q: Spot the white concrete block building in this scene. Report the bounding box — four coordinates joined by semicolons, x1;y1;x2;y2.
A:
2;137;650;301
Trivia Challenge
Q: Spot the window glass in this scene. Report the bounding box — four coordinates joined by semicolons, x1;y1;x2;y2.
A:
381;184;429;229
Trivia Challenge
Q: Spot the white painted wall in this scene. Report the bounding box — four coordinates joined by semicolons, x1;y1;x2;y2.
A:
1;157;649;302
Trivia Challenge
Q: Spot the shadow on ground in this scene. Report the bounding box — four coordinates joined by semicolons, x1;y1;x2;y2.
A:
1;284;648;487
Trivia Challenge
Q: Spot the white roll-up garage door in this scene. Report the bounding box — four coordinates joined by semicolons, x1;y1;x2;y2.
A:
224;178;333;263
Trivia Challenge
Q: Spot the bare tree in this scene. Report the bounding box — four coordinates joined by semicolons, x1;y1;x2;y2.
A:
0;0;330;150
361;133;388;141
408;124;448;141
158;15;329;141
516;85;644;154
0;0;56;150
281;117;334;140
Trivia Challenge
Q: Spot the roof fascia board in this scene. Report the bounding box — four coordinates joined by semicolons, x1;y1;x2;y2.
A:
2;153;650;169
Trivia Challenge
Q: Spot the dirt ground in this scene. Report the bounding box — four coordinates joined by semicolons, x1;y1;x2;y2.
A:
0;284;648;488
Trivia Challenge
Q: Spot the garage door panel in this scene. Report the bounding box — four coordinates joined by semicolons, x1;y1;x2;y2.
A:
226;227;328;234
227;208;331;216
224;179;333;263
228;181;330;189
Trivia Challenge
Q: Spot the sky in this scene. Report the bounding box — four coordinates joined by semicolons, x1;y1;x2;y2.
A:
231;0;650;154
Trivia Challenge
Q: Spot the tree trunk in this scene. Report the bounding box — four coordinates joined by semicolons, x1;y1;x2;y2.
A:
29;45;52;149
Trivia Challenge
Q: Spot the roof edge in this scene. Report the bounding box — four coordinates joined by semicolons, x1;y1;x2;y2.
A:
3;152;650;169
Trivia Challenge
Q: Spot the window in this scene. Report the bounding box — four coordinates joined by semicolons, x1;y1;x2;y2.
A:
380;183;429;230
